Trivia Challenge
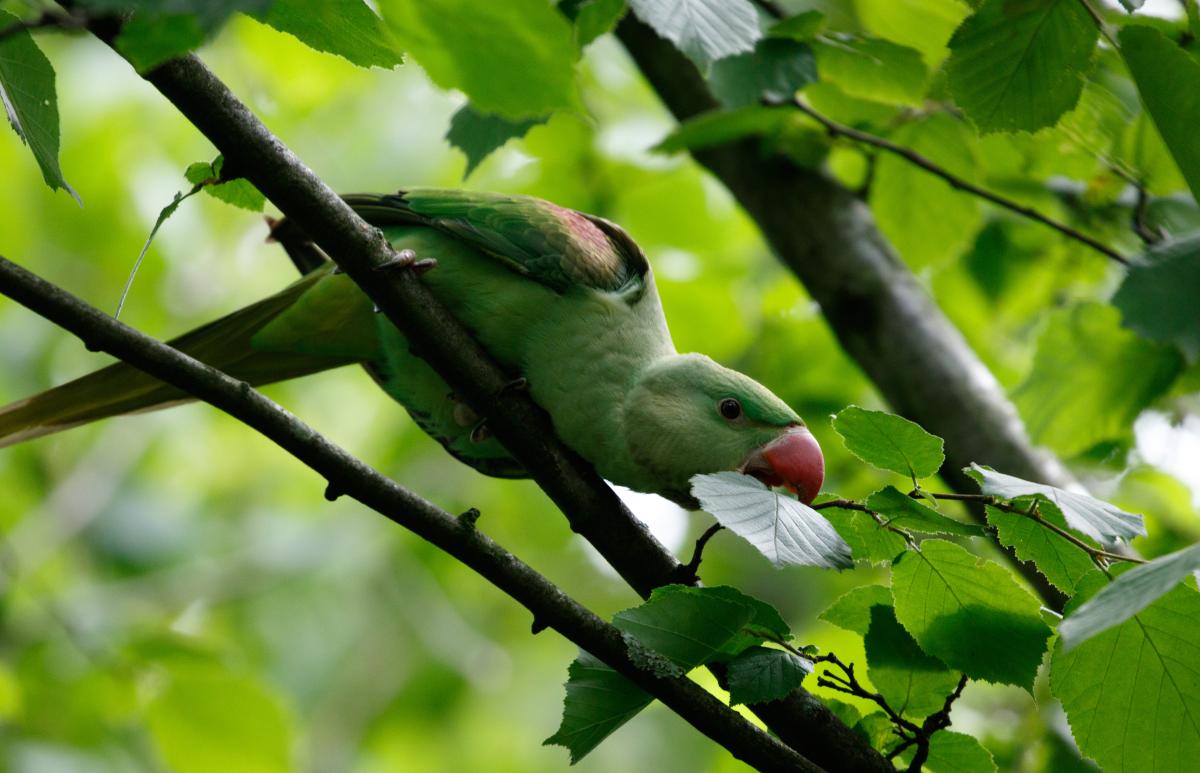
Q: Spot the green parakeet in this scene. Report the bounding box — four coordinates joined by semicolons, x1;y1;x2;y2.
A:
0;190;824;505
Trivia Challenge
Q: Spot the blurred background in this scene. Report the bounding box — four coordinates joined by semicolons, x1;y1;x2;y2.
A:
0;1;1197;771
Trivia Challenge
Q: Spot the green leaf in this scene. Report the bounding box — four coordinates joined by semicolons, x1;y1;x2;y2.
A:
205;178;265;212
700;585;793;658
1060;543;1200;650
864;604;962;718
184;160;215;186
547;584;760;762
708;38;816;108
612;585;757;669
946;0;1099;133
445;105;546;178
813;34;928;106
822;506;908;566
627;0;761;70
380;0;579;120
691;472;853;569
831;406;945;480
115;13;206;72
767;10;824;42
725;646;812;705
891;540;1051;688
258;0;403;69
654;105;793;154
146;667;293;773
867;486;981;537
561;0;628;47
820;584;893;635
986;504;1095;594
1113;233;1200;363
0;10;77;201
854;0;971;67
966;464;1146;544
1051;583;1200;772
1120;25;1200;204
1013;303;1182;457
898;730;998;773
869;113;982;267
544;652;653;763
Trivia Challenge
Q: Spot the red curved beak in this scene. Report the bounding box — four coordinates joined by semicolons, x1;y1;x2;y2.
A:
740;426;825;504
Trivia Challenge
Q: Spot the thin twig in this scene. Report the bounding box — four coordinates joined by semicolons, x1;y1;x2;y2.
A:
781;98;1129;265
0;253;819;773
673;523;724;584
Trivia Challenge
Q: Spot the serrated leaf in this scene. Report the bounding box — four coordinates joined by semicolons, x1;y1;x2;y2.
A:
0;10;77;202
627;0;761;70
868;486;981;537
1113;233;1200;363
380;0;579;120
892;540;1051;688
708;38;816;108
184;160;215;185
654;105;793;154
966;463;1146;543
726;646;812;705
445;105;546;177
204;178;265;211
813;34;928;106
257;0;403;69
898;730;997;773
1060;543;1200;651
986;504;1095;594
869;113;982;267
612;585;757;668
1013;303;1182;457
864;604;962;718
946;0;1098;133
822;507;908;566
700;585;792;658
547;585;759;762
691;472;853;569
820;585;893;635
831;406;945;480
1120;25;1200;204
544;652;653;763
1051;583;1200;772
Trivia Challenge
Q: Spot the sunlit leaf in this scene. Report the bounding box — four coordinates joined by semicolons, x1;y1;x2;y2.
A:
627;0;761;70
813;34;928;106
561;0;628;47
258;0;403;69
864;604;961;718
898;730;997;773
946;0;1098;133
986;504;1096;594
892;540;1051;688
831;406;945;480
966;463;1146;543
822;506;908;566
820;584;893;635
691;472;853;569
868;486;981;537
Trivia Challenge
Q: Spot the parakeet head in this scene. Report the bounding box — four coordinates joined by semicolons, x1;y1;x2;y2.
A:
623;354;824;505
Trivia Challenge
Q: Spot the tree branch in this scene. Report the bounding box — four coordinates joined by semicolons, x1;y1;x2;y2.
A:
0;253;819;773
57;10;890;769
781;98;1128;265
617;15;1073;611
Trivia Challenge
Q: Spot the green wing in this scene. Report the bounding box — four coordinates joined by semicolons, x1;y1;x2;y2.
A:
343;189;649;295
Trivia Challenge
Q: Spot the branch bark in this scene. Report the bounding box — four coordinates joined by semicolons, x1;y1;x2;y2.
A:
53;10;891;770
617;16;1074;609
0;254;819;773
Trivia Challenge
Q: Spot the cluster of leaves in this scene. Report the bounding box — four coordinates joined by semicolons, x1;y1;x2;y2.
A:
615;405;1200;771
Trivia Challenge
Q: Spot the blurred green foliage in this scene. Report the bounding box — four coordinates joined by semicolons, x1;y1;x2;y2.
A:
0;0;1197;771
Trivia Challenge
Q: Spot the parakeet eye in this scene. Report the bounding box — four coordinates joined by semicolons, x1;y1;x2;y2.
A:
718;398;742;420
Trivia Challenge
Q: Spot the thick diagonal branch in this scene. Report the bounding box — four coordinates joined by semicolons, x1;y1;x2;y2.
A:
0;254;819;773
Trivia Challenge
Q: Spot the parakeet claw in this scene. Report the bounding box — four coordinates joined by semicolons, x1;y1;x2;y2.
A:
469;420;492;444
497;376;528;396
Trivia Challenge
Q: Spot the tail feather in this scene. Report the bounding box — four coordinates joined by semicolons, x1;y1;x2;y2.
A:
0;271;356;447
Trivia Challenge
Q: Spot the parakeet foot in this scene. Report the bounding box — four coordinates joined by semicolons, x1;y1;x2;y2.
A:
374;249;437;275
498;376;528;396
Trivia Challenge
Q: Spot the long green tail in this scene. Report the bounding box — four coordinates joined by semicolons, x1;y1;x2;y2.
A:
0;271;356;448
